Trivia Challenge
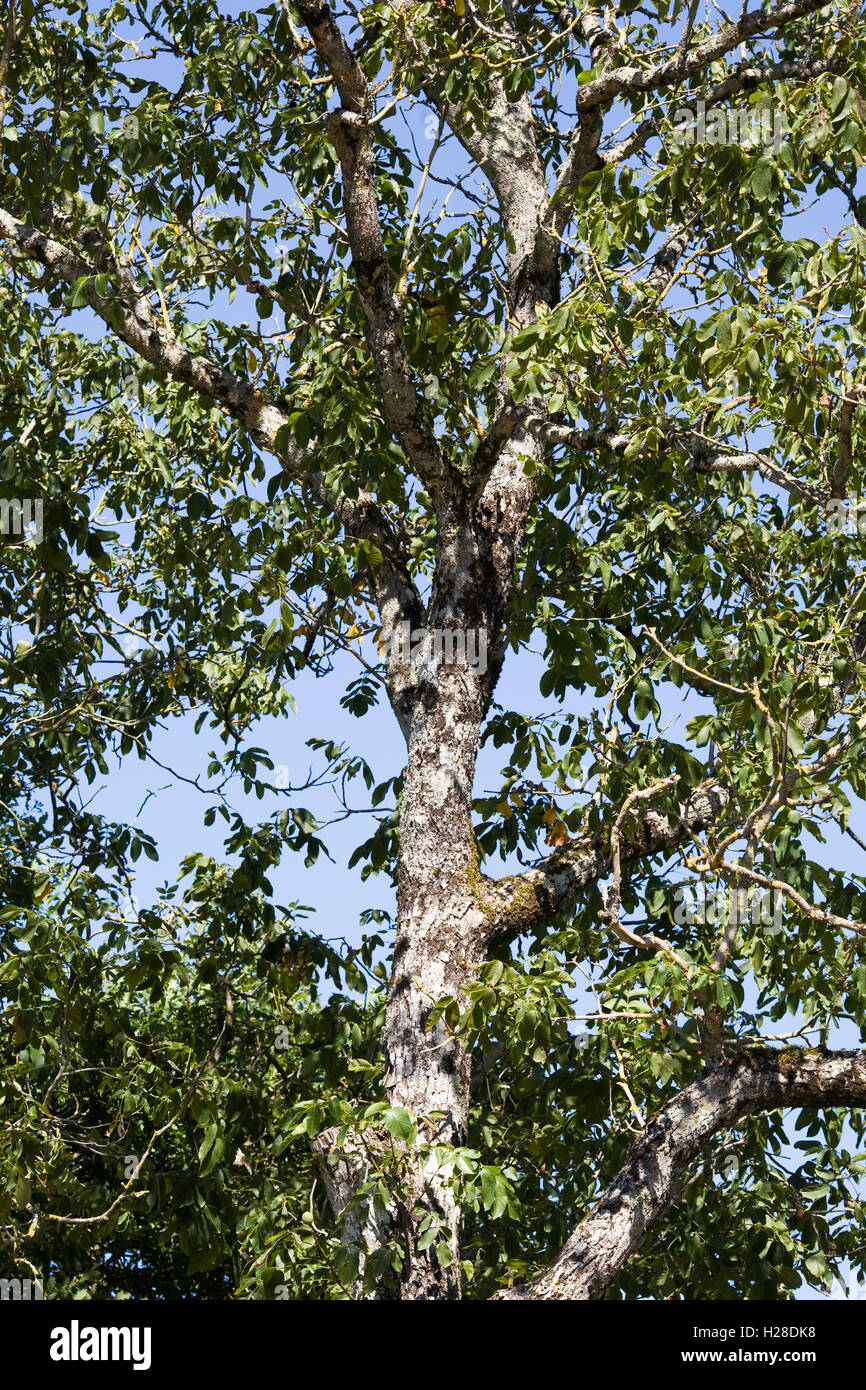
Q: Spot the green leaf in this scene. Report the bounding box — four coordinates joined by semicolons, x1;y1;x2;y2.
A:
383;1106;416;1144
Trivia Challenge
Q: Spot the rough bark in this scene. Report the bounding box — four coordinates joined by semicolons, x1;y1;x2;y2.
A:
481;781;732;949
312;1126;398;1299
383;670;488;1297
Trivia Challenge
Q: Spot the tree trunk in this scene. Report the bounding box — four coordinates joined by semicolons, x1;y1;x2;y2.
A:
383;664;488;1298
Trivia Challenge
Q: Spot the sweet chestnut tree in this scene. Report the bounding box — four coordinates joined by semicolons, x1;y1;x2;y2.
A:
2;0;866;1300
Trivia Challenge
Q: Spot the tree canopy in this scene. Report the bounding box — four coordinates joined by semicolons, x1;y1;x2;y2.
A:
2;0;866;1300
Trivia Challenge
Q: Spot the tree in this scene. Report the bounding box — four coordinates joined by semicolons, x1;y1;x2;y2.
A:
2;0;866;1301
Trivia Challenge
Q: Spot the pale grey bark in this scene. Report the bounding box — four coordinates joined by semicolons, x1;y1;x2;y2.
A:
312;1126;398;1299
480;781;731;948
573;0;836;108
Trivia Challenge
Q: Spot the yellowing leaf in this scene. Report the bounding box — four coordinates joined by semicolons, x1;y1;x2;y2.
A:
546;820;570;847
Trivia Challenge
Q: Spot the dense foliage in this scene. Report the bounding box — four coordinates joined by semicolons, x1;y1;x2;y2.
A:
2;0;866;1299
